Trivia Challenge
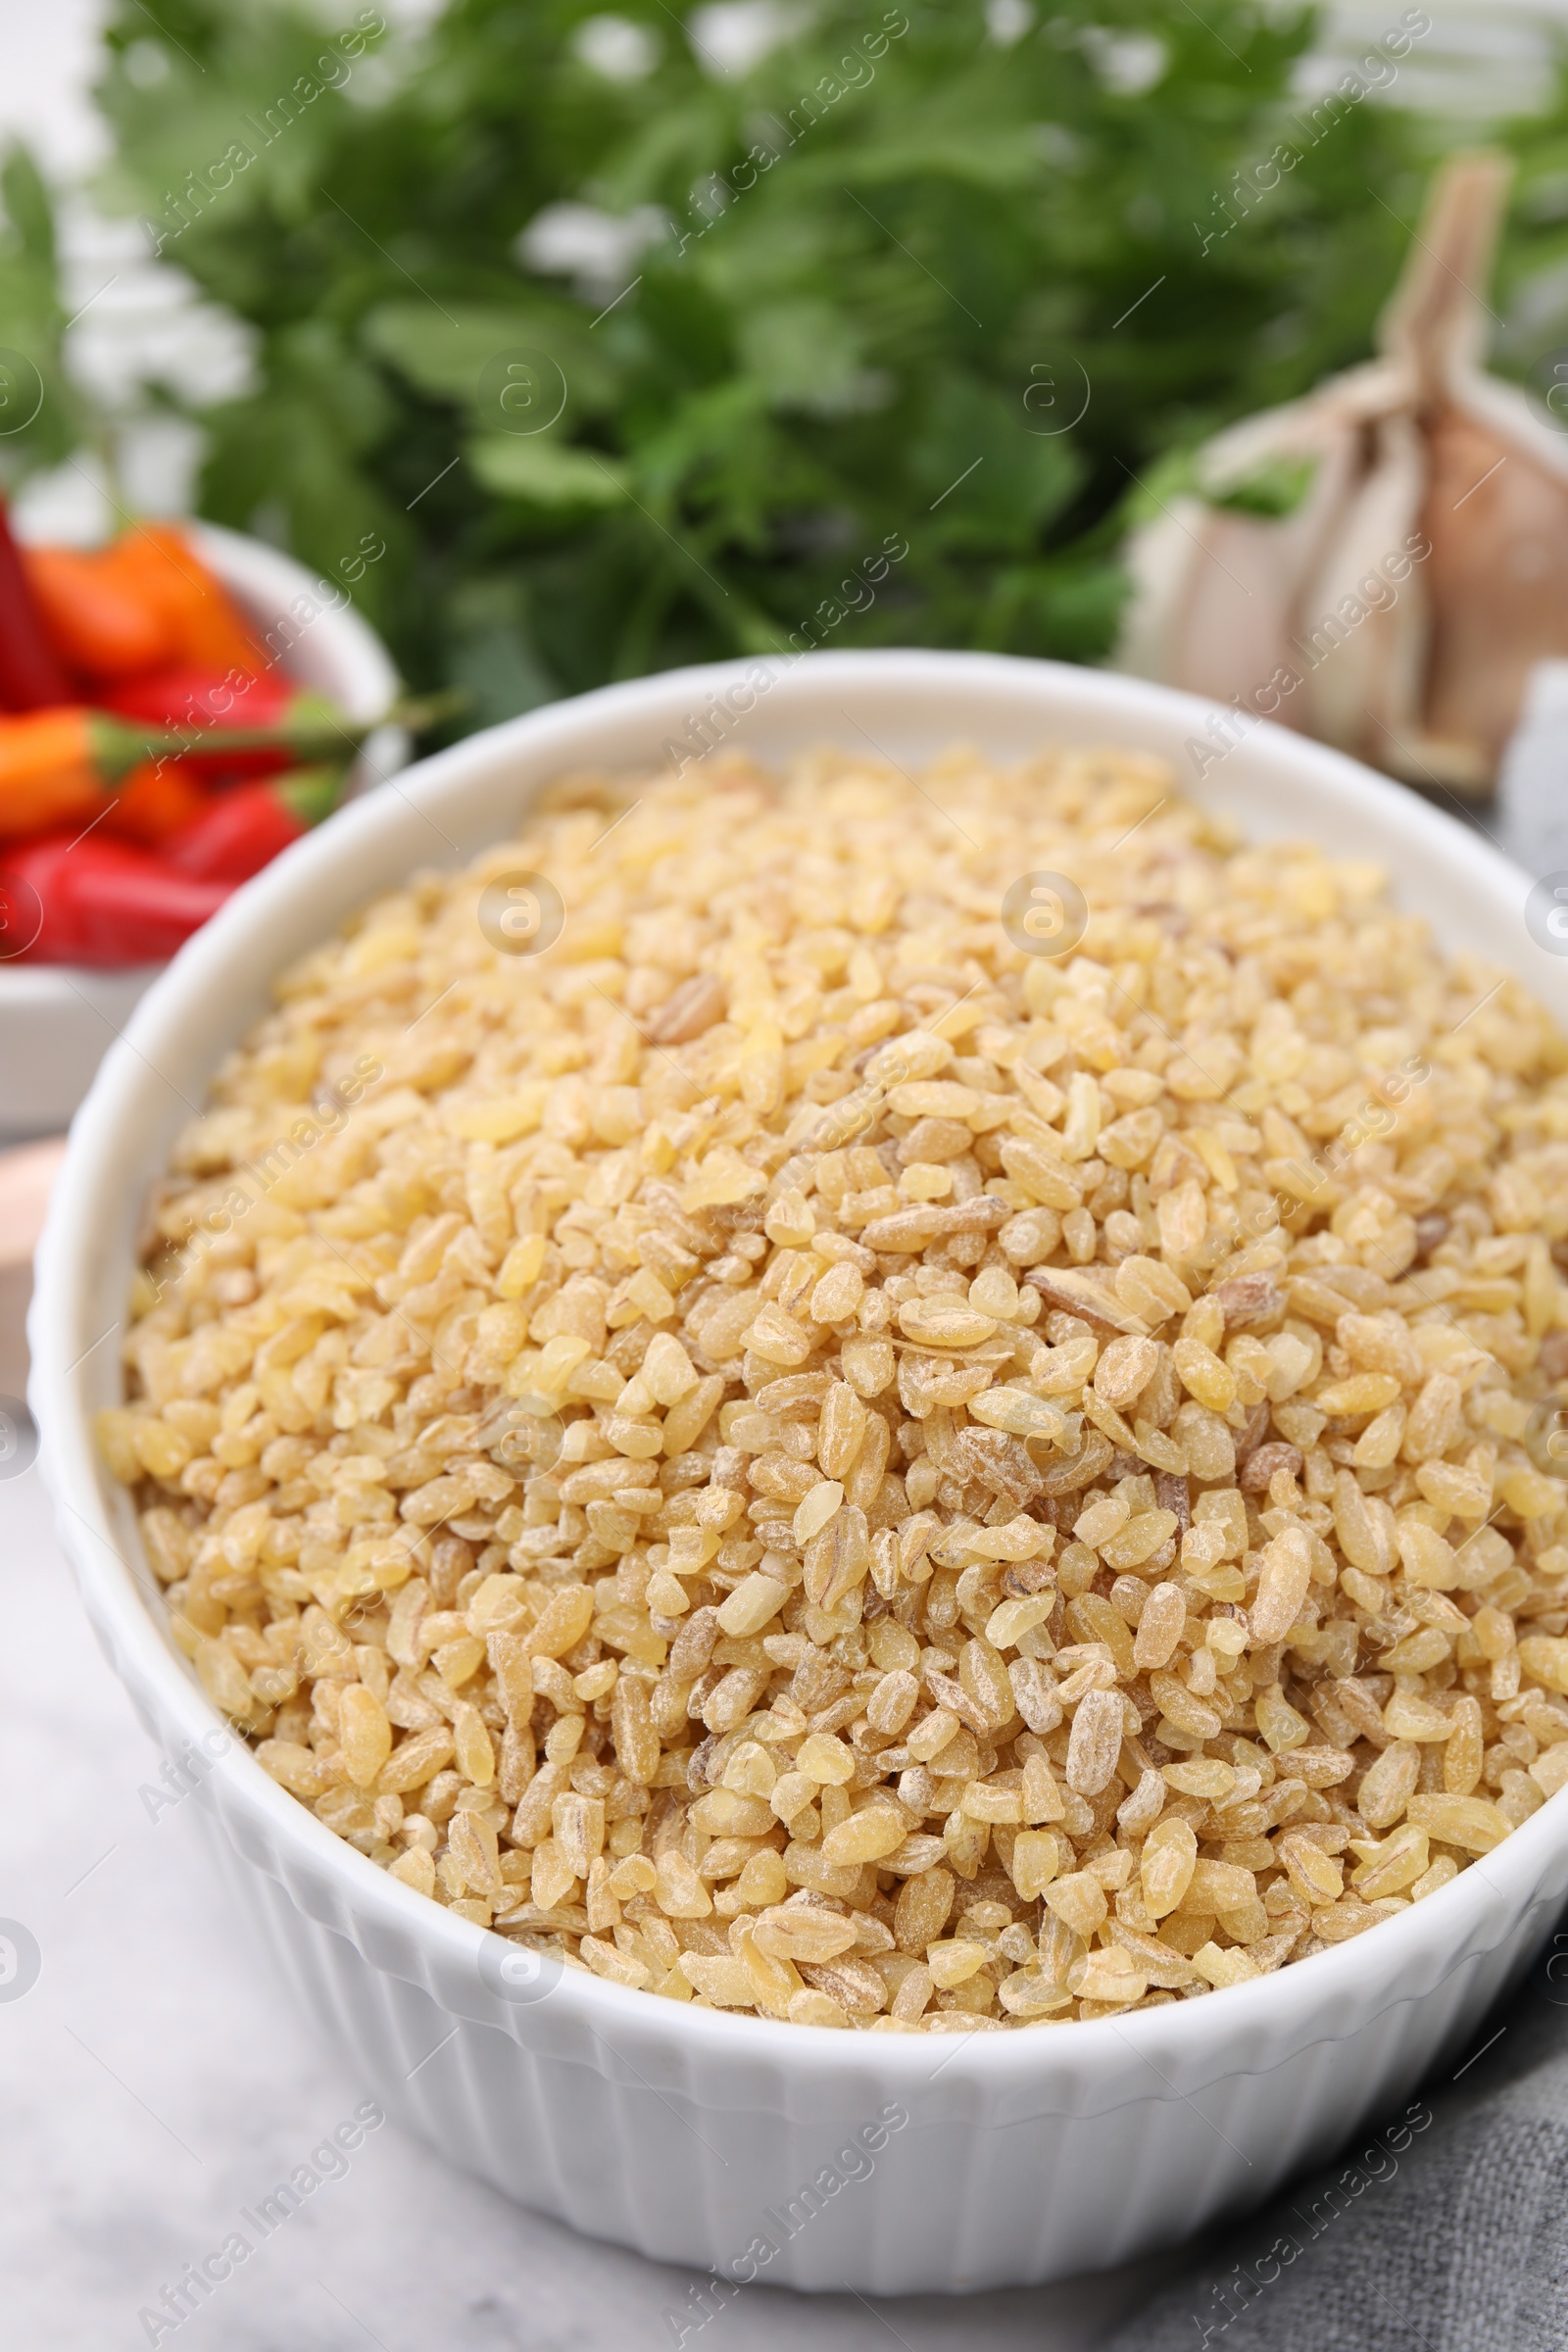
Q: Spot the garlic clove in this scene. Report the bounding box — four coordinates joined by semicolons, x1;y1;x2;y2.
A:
1119;395;1365;712
1297;412;1427;766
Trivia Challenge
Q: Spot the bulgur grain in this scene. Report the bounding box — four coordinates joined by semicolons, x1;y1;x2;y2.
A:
100;743;1568;2027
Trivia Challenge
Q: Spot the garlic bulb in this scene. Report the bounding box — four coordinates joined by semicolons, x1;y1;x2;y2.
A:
1117;152;1568;794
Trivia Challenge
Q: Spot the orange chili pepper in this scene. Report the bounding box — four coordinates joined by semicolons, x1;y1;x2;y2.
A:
0;710;122;834
22;546;173;683
95;525;265;675
0;706;383;838
0;709;203;835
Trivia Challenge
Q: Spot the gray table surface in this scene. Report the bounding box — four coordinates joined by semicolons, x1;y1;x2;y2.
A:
0;1458;1181;2350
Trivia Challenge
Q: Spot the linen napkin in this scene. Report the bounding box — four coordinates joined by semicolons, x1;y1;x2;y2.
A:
1109;1925;1568;2352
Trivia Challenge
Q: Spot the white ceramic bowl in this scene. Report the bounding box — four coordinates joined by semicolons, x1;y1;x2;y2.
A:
0;519;404;1143
30;652;1568;2294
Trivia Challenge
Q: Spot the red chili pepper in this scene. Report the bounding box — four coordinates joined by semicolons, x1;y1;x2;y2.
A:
0;499;73;709
167;766;343;882
106;668;357;780
107;662;292;730
110;662;297;780
0;832;231;965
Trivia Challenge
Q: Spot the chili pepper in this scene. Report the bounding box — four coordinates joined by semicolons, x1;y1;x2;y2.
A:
167;766;343;882
108;663;292;731
107;665;329;780
103;760;214;847
0;710;178;835
94;524;266;674
0;831;231;964
22;545;172;683
0;499;73;709
0;706;377;836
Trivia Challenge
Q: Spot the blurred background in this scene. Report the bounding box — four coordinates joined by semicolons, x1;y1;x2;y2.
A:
5;0;1568;739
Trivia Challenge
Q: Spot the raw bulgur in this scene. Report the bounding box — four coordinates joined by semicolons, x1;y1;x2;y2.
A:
99;745;1568;2030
